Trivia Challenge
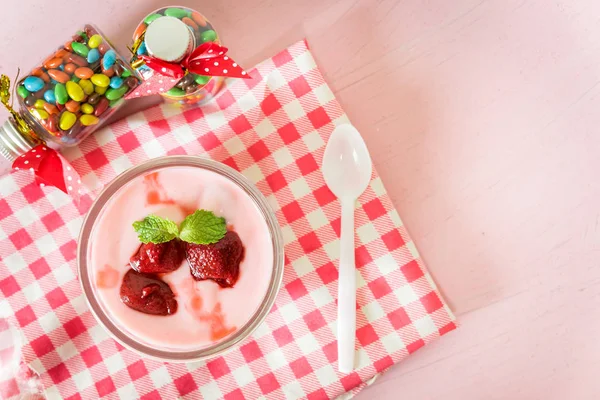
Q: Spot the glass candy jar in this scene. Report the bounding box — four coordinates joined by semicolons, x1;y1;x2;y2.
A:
5;24;141;149
131;6;225;106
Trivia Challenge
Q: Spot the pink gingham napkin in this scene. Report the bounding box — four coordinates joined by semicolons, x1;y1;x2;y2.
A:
0;40;456;399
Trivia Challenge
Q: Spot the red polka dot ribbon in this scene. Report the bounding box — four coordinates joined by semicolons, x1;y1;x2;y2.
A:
126;42;249;98
12;145;83;199
140;42;249;80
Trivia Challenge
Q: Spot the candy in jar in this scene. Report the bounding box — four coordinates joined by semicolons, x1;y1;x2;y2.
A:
9;25;141;147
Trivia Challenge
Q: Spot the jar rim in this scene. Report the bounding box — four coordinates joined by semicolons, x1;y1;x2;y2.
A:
77;156;285;362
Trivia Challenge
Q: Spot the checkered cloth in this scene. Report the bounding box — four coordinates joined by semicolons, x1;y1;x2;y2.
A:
0;40;456;400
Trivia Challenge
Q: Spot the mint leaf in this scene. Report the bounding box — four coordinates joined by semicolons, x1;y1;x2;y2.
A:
179;209;227;245
132;215;179;244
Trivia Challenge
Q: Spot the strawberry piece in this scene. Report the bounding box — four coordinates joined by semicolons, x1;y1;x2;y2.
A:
185;231;244;288
95;264;119;289
130;239;185;274
120;269;177;316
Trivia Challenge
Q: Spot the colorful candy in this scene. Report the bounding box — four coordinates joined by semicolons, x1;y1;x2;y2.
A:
166;87;185;96
200;30;217;43
88;34;102;49
102;49;116;70
91;74;110;87
95;85;108;95
44;57;63;69
24;96;36;107
54;83;68;105
79;79;94;95
71;42;90;57
124;76;138;88
191;11;208;27
182;17;199;31
93;98;109;117
195;75;210;85
64;63;77;74
105;85;128;101
133;23;146;42
137;41;147;55
113;61;125;77
66;81;84;102
75;67;94;79
164;7;190;18
43;103;58;115
144;14;162;24
98;42;110;55
23;76;44;92
64;121;81;138
109;76;123;89
59;111;77;130
16;24;140;146
48;69;70;84
87;48;100;63
102;66;115;78
87;93;101;105
80;115;99;126
32;68;51;83
65;100;81;113
31;109;49;120
17;86;30;98
68;53;87;67
43;90;56;103
81;103;94;114
47;115;58;132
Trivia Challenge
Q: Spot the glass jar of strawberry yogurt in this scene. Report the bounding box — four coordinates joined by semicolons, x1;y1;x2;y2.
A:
77;156;284;361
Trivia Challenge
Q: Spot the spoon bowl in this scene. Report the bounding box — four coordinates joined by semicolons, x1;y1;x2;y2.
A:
322;124;372;200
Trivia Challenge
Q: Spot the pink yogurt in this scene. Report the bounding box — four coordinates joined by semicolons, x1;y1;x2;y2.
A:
89;166;273;350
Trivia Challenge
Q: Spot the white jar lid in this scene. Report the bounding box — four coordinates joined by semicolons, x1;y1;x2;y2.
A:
144;16;192;62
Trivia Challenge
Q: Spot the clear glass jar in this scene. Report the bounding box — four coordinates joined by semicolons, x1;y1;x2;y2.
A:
14;24;141;146
77;156;284;362
131;6;225;106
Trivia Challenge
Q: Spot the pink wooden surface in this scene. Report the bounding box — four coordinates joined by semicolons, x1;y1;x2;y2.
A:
2;0;599;398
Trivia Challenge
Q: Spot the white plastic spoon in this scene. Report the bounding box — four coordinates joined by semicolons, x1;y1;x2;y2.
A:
322;123;373;373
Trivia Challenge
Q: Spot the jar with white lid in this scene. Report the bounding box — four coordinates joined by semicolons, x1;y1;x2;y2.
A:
130;6;225;106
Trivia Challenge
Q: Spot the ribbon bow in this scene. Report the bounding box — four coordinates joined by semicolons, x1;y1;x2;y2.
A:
12;144;84;198
1;74;82;199
138;42;250;80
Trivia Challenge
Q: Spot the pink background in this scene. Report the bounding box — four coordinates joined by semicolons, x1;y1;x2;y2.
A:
1;0;599;398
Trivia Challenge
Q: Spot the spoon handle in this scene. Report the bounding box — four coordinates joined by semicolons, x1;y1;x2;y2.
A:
338;197;356;373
